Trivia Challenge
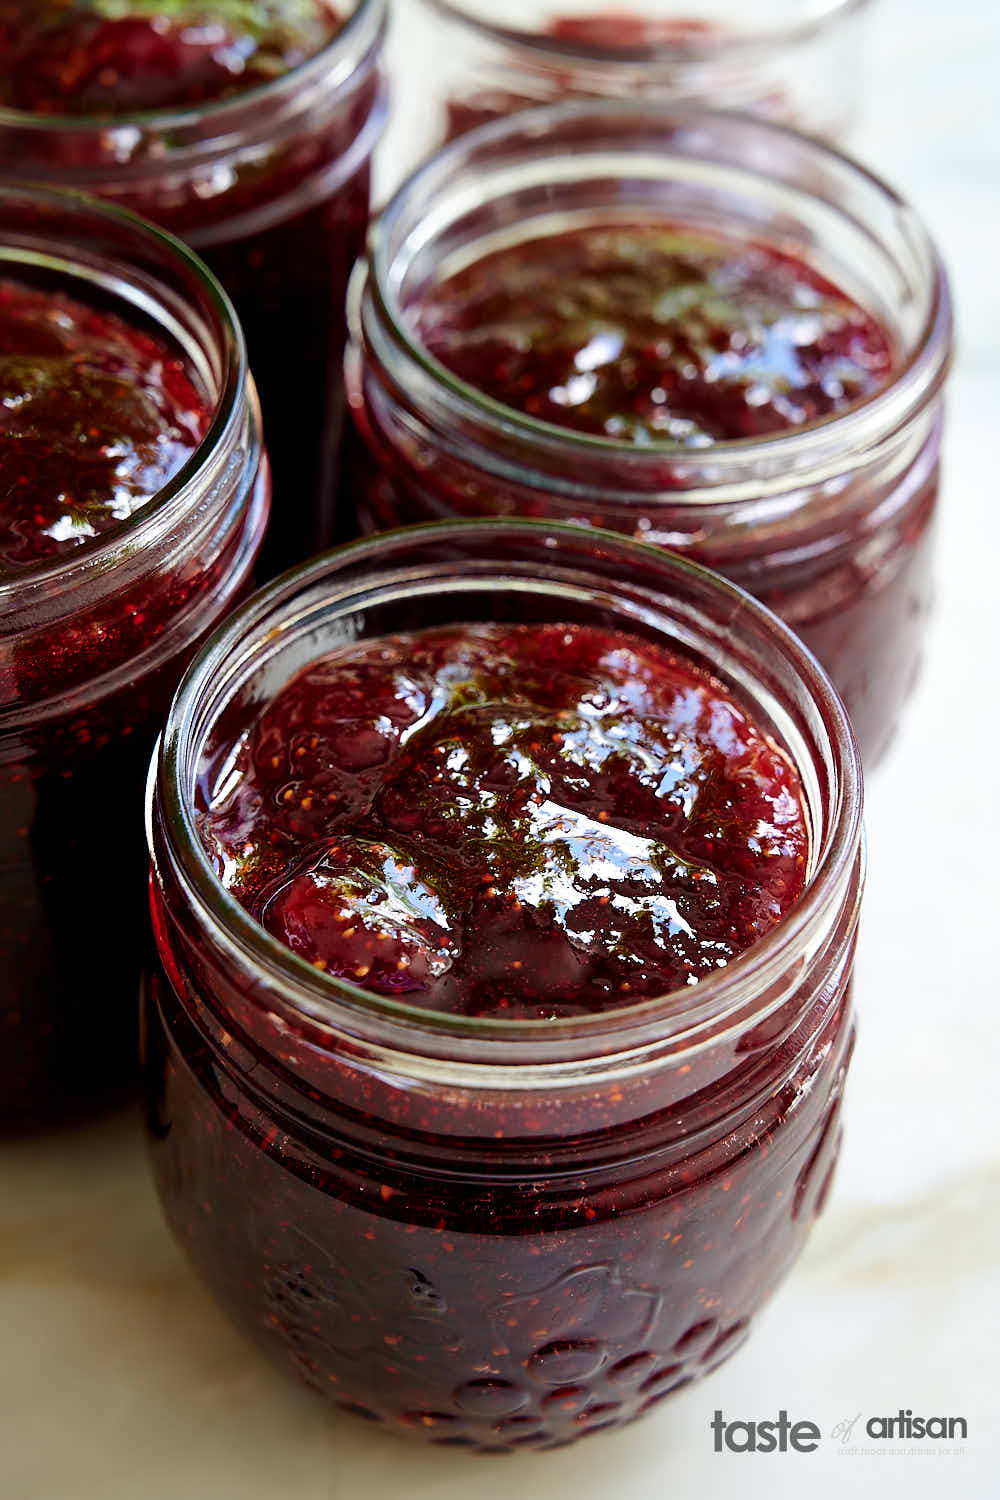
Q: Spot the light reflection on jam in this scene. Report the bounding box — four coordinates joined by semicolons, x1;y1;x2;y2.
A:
0;278;208;575
410;225;893;446
199;621;809;1018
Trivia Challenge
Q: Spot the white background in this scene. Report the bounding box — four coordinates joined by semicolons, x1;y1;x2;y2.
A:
1;0;998;1496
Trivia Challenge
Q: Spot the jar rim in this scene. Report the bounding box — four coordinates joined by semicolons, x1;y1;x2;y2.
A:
0;180;248;603
0;0;387;136
363;99;952;488
152;518;863;1067
421;0;874;63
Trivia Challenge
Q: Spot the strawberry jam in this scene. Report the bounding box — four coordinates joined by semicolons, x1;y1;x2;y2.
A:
144;523;863;1446
0;0;340;114
0;188;269;1127
411;224;893;446
199;623;809;1018
0;0;387;572
349;104;952;762
0;279;208;572
388;0;869;179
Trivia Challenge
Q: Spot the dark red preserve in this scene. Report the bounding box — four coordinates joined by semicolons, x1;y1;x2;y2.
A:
0;0;388;571
0;185;268;1126
200;621;810;1018
411;224;893;444
348;104;953;762
0;278;209;571
0;1;340;114
145;521;864;1447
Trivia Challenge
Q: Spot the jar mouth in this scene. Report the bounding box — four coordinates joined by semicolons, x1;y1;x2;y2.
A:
424;0;873;63
153;518;863;1064
0;0;387;136
0;181;248;604
365;99;952;490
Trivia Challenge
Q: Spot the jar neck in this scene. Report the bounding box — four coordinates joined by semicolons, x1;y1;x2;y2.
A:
149;911;857;1182
353;102;952;534
149;521;863;1127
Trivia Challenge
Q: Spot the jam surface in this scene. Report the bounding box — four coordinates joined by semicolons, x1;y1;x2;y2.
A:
199;622;809;1019
0;278;209;575
410;225;893;445
0;0;341;115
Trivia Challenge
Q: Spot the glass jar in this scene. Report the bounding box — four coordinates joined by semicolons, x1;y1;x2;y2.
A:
382;0;874;187
0;0;388;574
0;184;269;1127
145;519;863;1448
347;103;954;763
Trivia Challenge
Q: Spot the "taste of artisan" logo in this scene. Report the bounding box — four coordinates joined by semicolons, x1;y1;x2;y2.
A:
711;1409;969;1454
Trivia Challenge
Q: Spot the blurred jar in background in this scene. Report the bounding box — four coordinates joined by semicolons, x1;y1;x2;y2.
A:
0;185;269;1127
379;0;874;192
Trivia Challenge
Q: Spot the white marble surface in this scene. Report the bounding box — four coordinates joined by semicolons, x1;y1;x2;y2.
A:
2;1;999;1495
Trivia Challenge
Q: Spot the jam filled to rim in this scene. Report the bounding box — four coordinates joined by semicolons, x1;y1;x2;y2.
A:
0;277;210;576
0;0;342;115
408;223;894;445
198;621;810;1019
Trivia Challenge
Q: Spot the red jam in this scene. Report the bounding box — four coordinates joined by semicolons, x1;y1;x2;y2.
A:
146;596;858;1448
199;622;809;1017
0;279;208;573
411;225;893;445
0;0;339;113
0;0;379;573
0;266;264;1127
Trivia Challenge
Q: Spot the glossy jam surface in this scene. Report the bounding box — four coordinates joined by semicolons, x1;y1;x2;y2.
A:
0;279;209;575
199;623;808;1019
0;0;341;114
410;225;893;445
147;597;851;1442
443;14;746;139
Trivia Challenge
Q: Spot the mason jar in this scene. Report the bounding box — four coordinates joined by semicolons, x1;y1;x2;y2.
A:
347;102;953;762
0;184;269;1126
382;0;875;187
0;0;388;572
145;519;863;1448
